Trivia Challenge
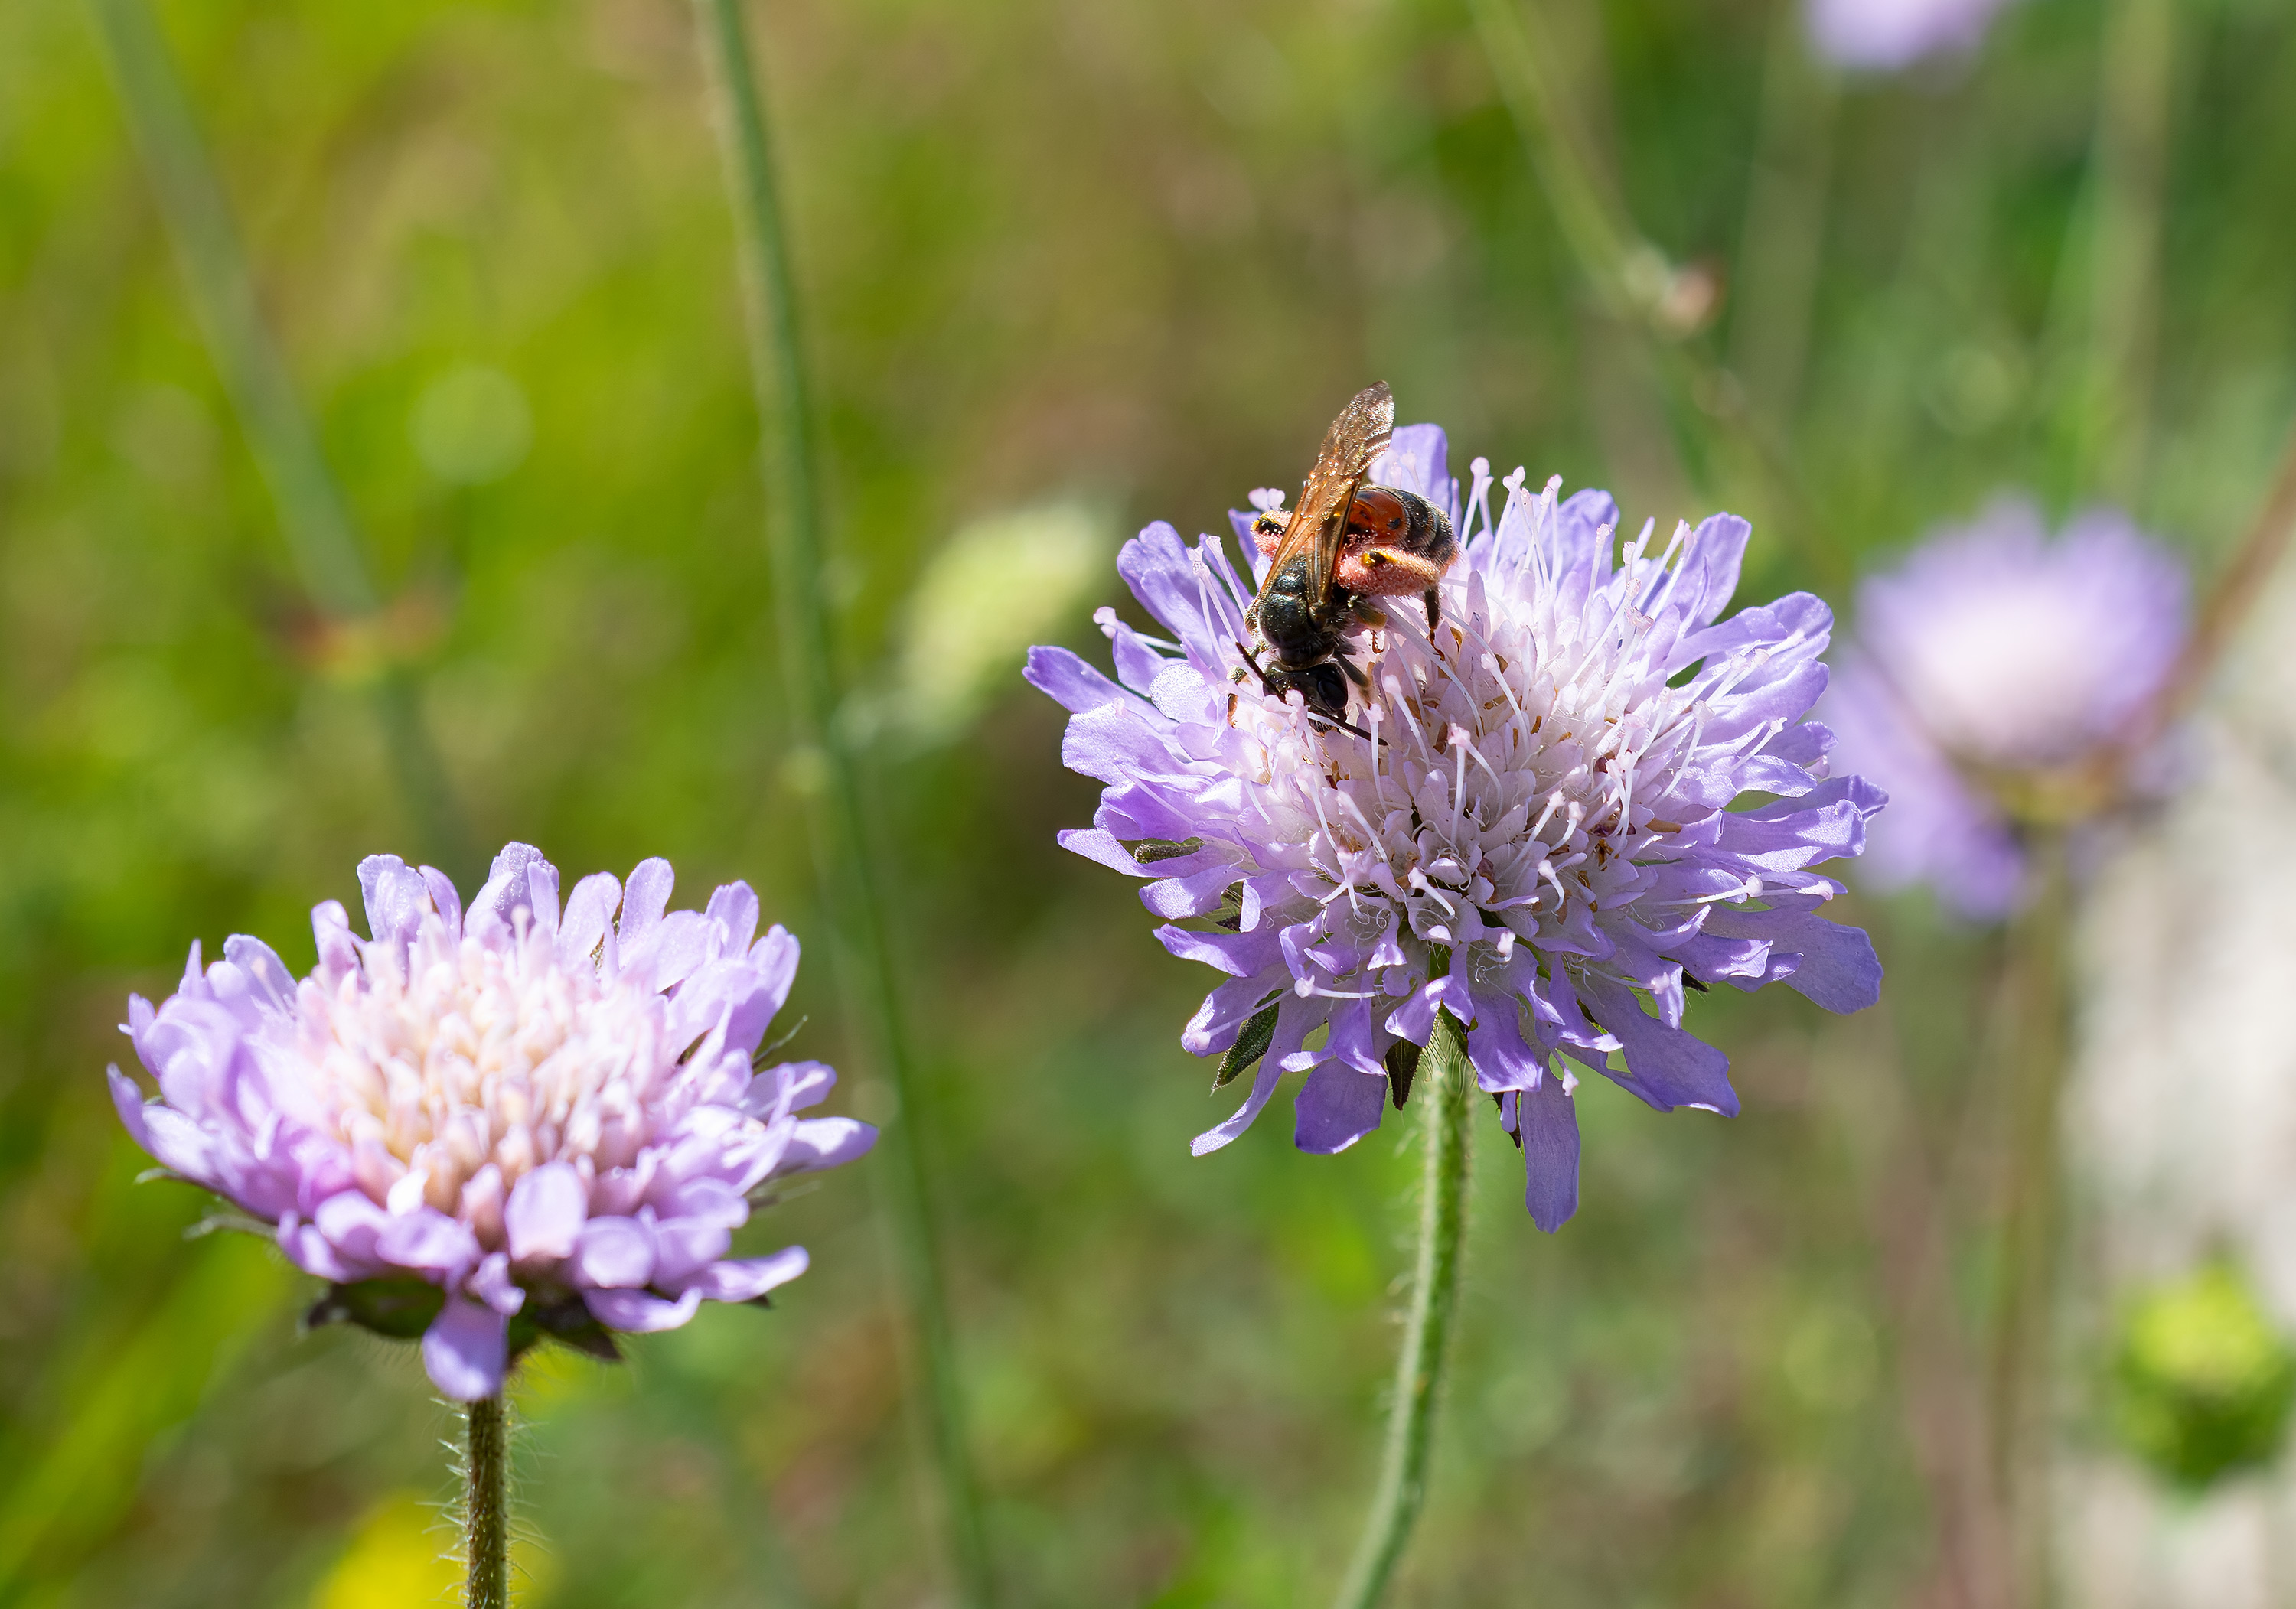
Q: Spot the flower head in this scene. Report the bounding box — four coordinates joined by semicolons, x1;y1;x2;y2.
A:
1806;0;2012;71
1825;499;2187;920
108;843;874;1399
1028;425;1881;1230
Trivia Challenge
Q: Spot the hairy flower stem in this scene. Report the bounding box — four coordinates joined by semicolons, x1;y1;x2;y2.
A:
464;1396;507;1609
1332;1004;1475;1609
1985;832;2070;1606
83;0;471;877
688;3;990;1604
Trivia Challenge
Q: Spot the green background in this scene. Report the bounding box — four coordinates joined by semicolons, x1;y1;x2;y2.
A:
1;0;2289;1602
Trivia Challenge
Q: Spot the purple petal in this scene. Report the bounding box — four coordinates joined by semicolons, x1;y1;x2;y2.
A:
778;1117;876;1174
1192;989;1324;1156
419;865;463;937
422;1296;508;1402
650;1217;733;1285
572;1216;656;1288
1577;975;1740;1116
619;858;675;949
523;860;562;943
674;1246;809;1302
1026;643;1134;716
315;1190;391;1269
312;900;359;984
377;1209;481;1275
705;881;762;959
219;936;295;1012
1463;986;1545;1093
584;1287;705;1334
1293;1063;1388;1155
467;842;551;936
1058;828;1148;877
468;1252;526;1316
621;910;713;995
1520;1075;1581;1232
277;1213;354;1281
558;872;621;972
748;925;801;1017
504;1161;587;1262
357;855;432;949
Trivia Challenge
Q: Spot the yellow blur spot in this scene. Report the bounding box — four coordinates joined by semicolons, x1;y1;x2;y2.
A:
313;1495;456;1609
313;1490;558;1608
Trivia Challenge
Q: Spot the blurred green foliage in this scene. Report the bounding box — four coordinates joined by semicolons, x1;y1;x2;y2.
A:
2;0;2294;1603
2110;1262;2296;1493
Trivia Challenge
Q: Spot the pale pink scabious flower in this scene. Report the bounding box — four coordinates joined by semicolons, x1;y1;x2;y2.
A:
108;843;873;1399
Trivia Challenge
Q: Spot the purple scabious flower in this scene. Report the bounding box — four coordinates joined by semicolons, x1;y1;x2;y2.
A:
107;843;875;1400
1825;499;2188;921
1027;427;1882;1230
1806;0;2011;71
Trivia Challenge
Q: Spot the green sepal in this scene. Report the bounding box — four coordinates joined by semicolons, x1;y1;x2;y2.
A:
510;1294;624;1364
1132;837;1205;865
1213;998;1282;1093
305;1276;445;1341
1384;1039;1422;1109
185;1210;275;1240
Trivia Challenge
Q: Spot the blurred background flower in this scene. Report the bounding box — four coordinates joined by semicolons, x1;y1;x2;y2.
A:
1825;500;2187;919
1806;0;2014;73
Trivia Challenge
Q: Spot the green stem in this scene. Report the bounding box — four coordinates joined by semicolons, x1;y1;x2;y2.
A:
1331;1008;1476;1609
464;1396;508;1609
2043;0;2177;502
1985;832;2069;1607
1468;0;1838;591
83;0;471;874
687;4;990;1604
1464;0;1639;321
1728;7;1838;424
2079;0;2176;503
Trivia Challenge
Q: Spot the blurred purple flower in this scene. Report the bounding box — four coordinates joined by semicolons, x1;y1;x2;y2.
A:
1825;499;2188;920
1028;429;1881;1231
1807;0;2009;71
108;843;874;1400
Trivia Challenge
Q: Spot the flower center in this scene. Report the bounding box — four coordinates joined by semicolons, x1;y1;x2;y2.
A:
1225;539;1720;965
307;920;672;1215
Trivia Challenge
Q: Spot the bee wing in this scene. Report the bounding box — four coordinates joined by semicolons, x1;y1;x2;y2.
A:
1254;383;1395;613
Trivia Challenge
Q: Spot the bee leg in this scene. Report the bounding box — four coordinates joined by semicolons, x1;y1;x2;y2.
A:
1336;547;1447;605
1349;596;1389;628
1234;641;1275;695
1424;587;1441;632
1339;655;1371;689
1307;711;1381;744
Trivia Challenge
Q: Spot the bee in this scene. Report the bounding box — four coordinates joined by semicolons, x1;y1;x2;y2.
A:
1235;382;1459;733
